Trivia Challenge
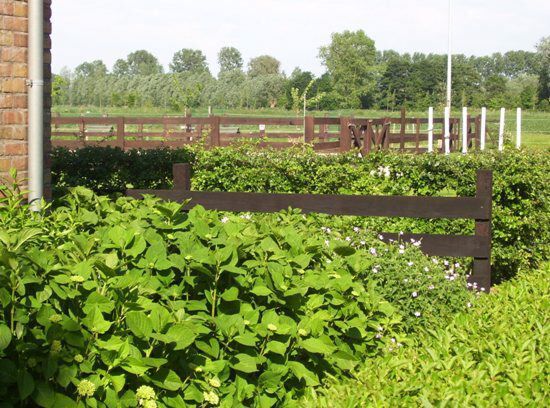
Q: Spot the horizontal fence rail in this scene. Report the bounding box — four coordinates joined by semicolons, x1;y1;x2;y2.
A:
127;164;493;289
52;110;481;154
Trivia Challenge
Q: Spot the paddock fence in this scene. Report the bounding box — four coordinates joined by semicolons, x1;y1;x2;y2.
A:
127;163;493;290
52;110;482;154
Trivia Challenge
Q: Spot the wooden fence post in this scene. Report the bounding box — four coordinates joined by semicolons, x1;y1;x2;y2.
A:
339;117;351;152
399;107;406;151
516;107;522;149
210;116;221;147
116;117;125;150
428;107;434;153
471;170;492;291
480;107;487;151
498;107;505;151
173;163;191;190
304;116;315;144
462;107;468;154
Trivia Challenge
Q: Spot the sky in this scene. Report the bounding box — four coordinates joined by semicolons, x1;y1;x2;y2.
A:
51;0;550;76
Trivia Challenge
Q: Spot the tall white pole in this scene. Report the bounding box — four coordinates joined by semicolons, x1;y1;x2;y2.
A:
444;106;451;155
446;0;453;108
498;108;505;151
462;107;468;154
428;107;434;153
516;108;522;149
480;107;487;151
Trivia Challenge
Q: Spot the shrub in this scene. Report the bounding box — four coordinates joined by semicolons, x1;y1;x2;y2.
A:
0;186;467;407
51;147;194;197
302;263;550;407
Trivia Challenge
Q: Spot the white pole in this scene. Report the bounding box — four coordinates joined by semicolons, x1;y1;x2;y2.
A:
446;0;453;108
444;106;451;155
480;107;487;151
498;108;505;151
516;108;522;149
428;107;434;153
462;107;468;154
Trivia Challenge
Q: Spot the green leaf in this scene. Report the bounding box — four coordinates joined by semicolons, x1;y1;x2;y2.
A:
82;309;112;334
300;338;336;355
125;311;153;339
266;341;287;356
150;369;183;391
231;353;258;373
17;370;34;400
288;361;320;386
163;323;197;350
251;285;273;296
221;286;239;301
233;333;258;347
0;324;12;351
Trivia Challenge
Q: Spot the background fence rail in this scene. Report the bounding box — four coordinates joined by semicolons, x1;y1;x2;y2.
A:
52;110;480;154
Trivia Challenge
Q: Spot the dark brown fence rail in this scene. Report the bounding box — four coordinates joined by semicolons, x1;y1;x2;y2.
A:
52;111;479;154
127;164;492;289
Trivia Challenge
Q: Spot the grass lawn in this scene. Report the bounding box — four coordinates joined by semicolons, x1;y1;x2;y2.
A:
301;263;550;407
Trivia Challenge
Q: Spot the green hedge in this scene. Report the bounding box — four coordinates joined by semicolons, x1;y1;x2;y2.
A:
51;146;550;282
191;146;549;283
303;263;550;407
0;186;468;407
51;147;193;197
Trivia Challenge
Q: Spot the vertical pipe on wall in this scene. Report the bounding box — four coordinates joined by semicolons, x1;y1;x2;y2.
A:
28;0;44;208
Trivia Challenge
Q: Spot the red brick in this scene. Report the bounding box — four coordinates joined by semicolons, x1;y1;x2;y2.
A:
13;2;27;17
1;78;27;93
11;157;27;171
12;94;26;108
1;46;27;63
2;16;28;32
0;94;13;108
0;62;12;76
0;126;27;140
5;142;27;155
0;158;11;172
13;32;26;46
2;110;27;125
0;30;13;46
0;3;14;15
12;62;27;77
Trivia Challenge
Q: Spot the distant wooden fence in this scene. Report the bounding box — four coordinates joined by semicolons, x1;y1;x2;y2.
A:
52;111;480;154
127;164;493;289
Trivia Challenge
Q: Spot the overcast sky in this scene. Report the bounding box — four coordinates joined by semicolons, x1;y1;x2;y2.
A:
52;0;550;75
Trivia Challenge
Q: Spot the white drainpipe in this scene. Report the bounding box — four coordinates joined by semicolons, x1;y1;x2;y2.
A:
27;0;44;207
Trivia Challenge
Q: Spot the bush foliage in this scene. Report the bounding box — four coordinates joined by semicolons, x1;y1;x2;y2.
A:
51;146;549;283
303;263;550;407
0;184;468;407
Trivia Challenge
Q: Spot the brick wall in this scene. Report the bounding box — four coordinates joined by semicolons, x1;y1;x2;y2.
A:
0;0;51;198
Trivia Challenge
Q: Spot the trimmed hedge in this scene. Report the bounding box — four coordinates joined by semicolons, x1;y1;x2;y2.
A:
303;263;550;407
51;146;550;282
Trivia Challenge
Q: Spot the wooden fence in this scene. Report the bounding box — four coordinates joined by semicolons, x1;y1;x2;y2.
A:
127;164;493;289
52;111;479;154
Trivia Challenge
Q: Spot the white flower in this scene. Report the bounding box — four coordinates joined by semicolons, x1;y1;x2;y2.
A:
220;216;229;224
353;227;360;233
345;236;351;242
403;279;409;283
370;248;377;256
407;261;414;266
391;338;396;343
414;311;421;317
399;249;405;254
428;285;435;290
412;292;418;298
432;258;439;264
375;333;382;339
424;267;430;272
378;234;384;240
444;260;449;266
377;326;384;332
360;240;366;245
467;302;472;308
372;267;379;274
324;240;330;246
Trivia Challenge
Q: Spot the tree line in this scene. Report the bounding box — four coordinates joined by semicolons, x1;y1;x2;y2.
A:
53;31;550;112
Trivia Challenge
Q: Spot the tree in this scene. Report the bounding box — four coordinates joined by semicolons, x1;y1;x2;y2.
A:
218;47;243;73
319;30;377;108
536;36;550;103
126;50;164;76
112;59;129;77
74;60;107;78
247;55;281;78
170;49;209;74
52;74;69;105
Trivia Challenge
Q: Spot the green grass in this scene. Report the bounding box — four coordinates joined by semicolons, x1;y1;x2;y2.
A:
301;263;550;407
52;105;550;149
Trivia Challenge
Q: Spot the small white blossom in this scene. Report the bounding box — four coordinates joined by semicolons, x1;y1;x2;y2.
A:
370;248;377;256
412;292;418;298
407;261;414;266
414;311;421;317
220;216;229;224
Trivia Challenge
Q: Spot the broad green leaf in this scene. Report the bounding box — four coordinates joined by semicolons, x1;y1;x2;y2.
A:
221;287;239;301
0;324;12;351
300;338;336;355
125;311;153;339
288;361;320;386
17;369;34;400
231;354;258;373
